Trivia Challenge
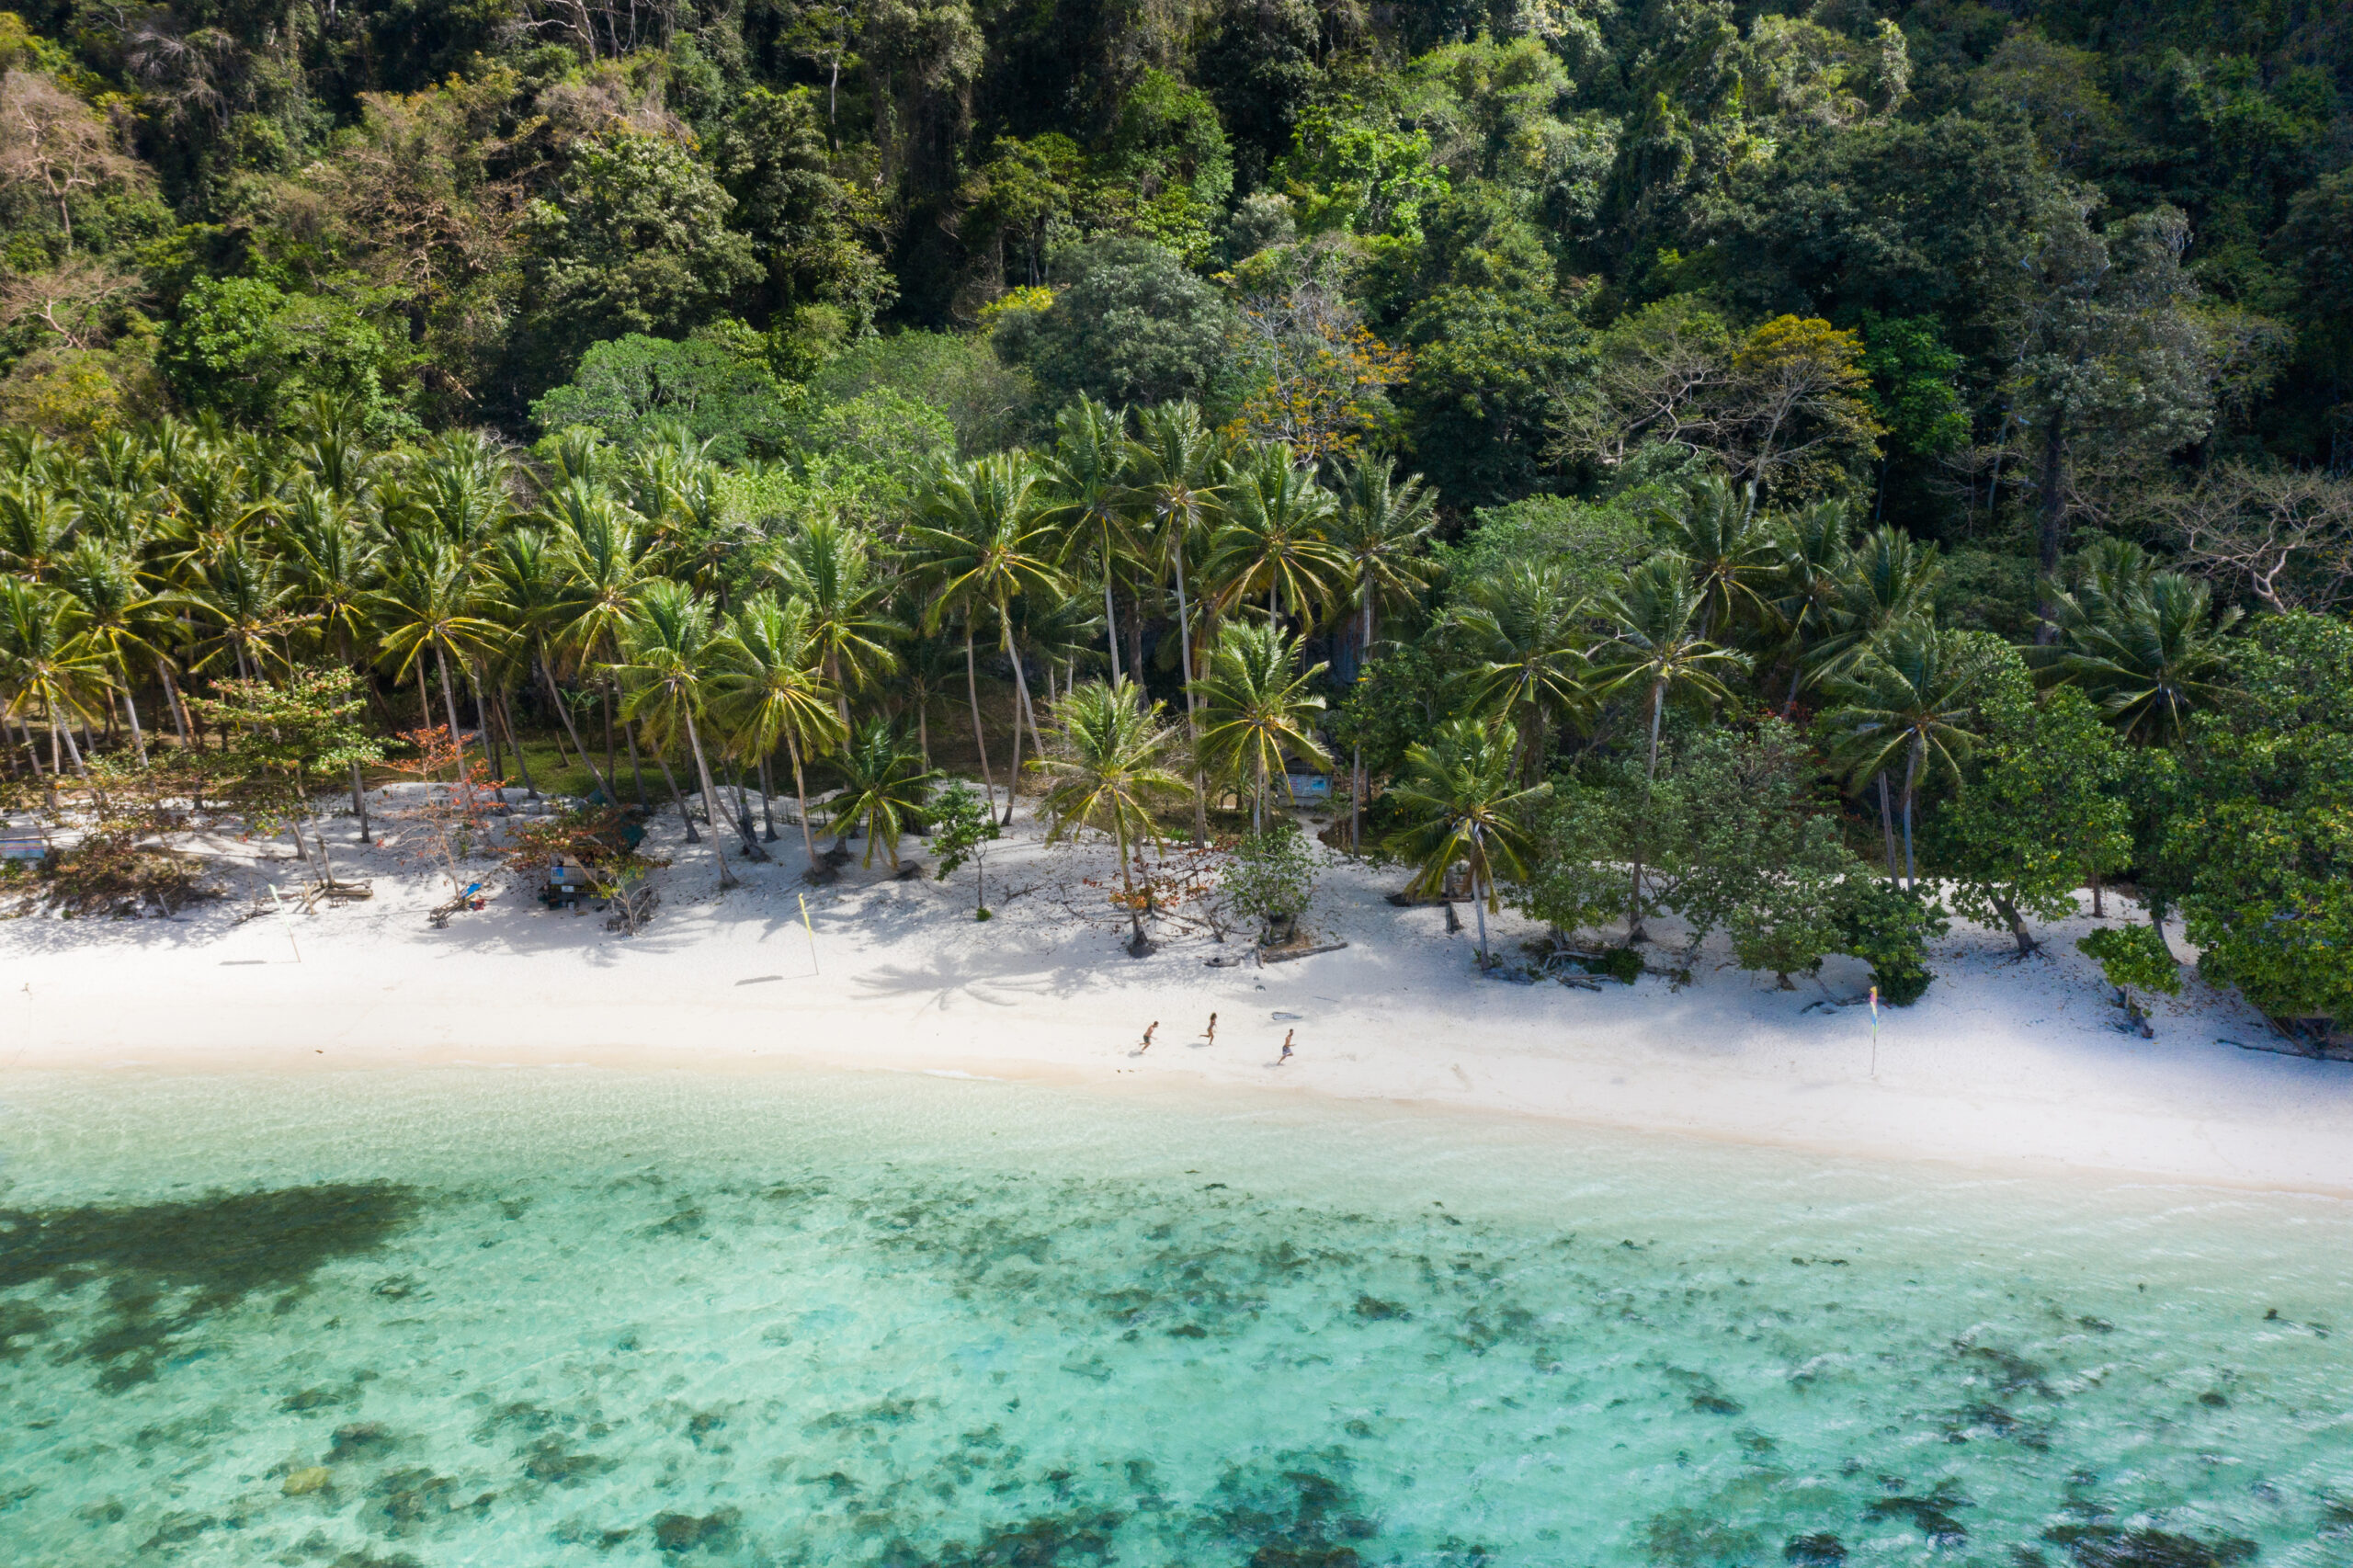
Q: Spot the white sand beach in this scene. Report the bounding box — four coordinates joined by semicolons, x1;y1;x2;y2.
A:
5;797;2348;1197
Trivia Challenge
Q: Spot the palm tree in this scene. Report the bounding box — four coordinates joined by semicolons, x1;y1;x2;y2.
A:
1821;622;1989;890
54;539;168;766
369;538;504;784
767;517;901;730
1204;443;1344;627
1657;474;1774;642
1044;395;1139;686
908;452;1065;824
1446;562;1590;783
710;593;846;879
188;540;298;685
1590;557;1746;940
1127;400;1226;841
0;577;111;803
1330;451;1436;846
0;483;81;581
1383;717;1552;968
826;718;941;871
1031;676;1194;953
1190;620;1332;834
613;579;754;886
2043;558;2240;746
1761;499;1853;708
541;481;656;800
1802;524;1944;687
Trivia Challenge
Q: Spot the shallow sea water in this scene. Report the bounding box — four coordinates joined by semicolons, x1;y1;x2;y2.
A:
1;1067;2349;1568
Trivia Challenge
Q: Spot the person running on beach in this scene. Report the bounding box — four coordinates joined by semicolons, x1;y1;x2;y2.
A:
1200;1012;1217;1043
1140;1020;1158;1052
1278;1028;1294;1065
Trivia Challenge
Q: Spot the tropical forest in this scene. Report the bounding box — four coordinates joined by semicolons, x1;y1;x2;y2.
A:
1;0;2350;1032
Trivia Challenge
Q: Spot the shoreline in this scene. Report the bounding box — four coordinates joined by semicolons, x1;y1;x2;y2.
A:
6;811;2351;1200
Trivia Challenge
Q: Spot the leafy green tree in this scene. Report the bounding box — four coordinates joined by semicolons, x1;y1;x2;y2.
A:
929;778;1000;917
1937;676;2131;959
531;331;801;462
0;574;110;801
710;85;895;330
1834;879;1948;1006
2168;612;2353;1028
1031;676;1193;953
2042;552;2241;745
1397;285;1586;508
614;578;756;885
522;132;760;374
1275;97;1449;240
1222;822;1318;944
163;276;407;432
1383;716;1549;968
1445;561;1588;783
182;665;382;869
991;237;1233;410
2078;924;2181;1035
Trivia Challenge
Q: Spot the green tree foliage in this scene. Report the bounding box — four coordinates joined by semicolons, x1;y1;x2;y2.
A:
531;330;801;461
2167;612;2353;1026
1834;880;1948;1006
1221;822;1318;943
991;237;1232;411
928;778;999;916
2077;923;2181;1034
522;133;760;378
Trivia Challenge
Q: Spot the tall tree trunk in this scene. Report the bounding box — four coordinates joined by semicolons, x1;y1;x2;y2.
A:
682;711;739;889
785;731;823;878
1103;569;1122;686
540;652;614;802
1992;890;2037;956
471;669;502;786
500;691;537;798
623;711;647;805
602;682;617;794
1877;771;1900;881
729;761;768;858
51;703;103;811
1176;551;1206;846
656;748;699;841
1627;679;1665;943
350;759;371;844
2034;403;2068;646
435;648;470;797
2088;865;2104;918
119;684;147;767
963;622;996;814
757;755;778;841
159;659;189;744
1900;738;1920;892
1000;613;1036;827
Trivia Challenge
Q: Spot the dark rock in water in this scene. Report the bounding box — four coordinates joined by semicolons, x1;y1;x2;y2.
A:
1248;1547;1363;1568
369;1467;457;1528
329;1422;392;1460
140;1512;215;1550
1865;1484;1970;1548
1352;1296;1411;1322
0;1182;421;1391
1689;1393;1745;1415
524;1435;615;1483
652;1508;741;1553
2197;1391;2229;1407
2044;1525;2258;1567
1784;1534;1847;1566
1167;1323;1209;1338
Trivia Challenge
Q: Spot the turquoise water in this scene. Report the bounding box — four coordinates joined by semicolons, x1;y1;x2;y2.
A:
2;1069;2349;1567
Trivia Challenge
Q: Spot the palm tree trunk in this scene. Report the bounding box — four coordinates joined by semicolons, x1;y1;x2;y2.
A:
540;652;615;802
730;762;768;858
783;730;823;877
435;648;470;794
51;701;103;810
1001;614;1039;827
1900;739;1920;892
159;659;189;744
828;648;851;733
350;759;371;844
623;712;647;805
1876;771;1899;881
657;748;699;842
1103;570;1122;687
500;692;538;798
1115;811;1144;950
1175;552;1205;846
682;710;739;889
1627;680;1666;943
963;622;996;814
119;684;148;766
602;682;617;794
1472;869;1491;967
757;755;778;840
